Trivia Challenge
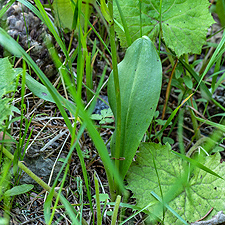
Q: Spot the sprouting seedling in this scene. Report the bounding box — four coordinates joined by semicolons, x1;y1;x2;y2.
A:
91;108;114;124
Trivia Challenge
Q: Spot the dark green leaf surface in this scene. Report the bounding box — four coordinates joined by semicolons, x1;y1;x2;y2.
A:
114;0;214;57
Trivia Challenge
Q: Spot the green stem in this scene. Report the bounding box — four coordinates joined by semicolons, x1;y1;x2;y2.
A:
139;0;142;37
158;0;163;53
189;107;201;140
94;173;102;225
108;0;122;200
111;195;121;225
2;146;54;192
114;0;132;46
184;54;201;140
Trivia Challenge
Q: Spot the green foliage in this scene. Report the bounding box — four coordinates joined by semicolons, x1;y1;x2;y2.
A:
0;98;13;128
0;58;18;96
108;36;162;179
93;193;110;202
113;0;215;57
25;74;57;103
100;0;113;25
0;22;125;212
91;108;114;124
53;0;76;31
126;143;225;224
53;0;94;31
216;0;225;27
0;57;19;128
4;184;34;197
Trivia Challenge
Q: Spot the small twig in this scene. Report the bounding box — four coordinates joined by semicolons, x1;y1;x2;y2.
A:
195;207;214;222
14;45;36;68
161;58;178;121
20;215;45;225
187;105;206;120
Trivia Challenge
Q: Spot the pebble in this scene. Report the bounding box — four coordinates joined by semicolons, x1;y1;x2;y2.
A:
93;95;109;114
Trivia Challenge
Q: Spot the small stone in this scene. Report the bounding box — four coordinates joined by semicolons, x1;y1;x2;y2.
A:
93;95;109;115
7;15;16;28
15;20;23;32
12;4;22;15
20;154;63;191
36;59;44;68
44;64;55;78
7;29;18;39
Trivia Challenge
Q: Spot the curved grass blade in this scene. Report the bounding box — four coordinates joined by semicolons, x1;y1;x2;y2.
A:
114;0;132;46
0;0;15;19
154;94;193;140
151;191;189;225
172;151;224;180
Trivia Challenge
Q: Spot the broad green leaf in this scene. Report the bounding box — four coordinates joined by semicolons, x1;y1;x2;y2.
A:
151;191;189;225
91;114;103;120
0;218;8;224
127;143;225;224
53;0;94;31
183;75;193;89
99;118;114;124
53;0;75;31
93;193;110;202
171;150;224;180
162;136;174;145
25;74;57;103
113;0;215;57
108;36;162;179
25;74;78;113
4;184;34;196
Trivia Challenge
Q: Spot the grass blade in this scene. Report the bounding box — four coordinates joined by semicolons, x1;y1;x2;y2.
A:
171;151;224;180
111;195;121;225
151;191;189;225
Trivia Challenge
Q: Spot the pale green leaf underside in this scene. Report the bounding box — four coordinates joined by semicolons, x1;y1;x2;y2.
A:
108;37;162;179
126;143;225;224
4;184;34;196
114;0;215;57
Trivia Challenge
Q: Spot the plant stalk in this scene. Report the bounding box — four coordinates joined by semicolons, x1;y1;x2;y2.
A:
108;0;122;200
111;195;121;225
